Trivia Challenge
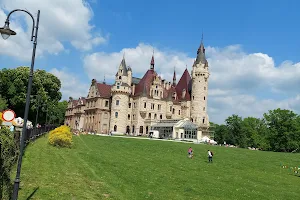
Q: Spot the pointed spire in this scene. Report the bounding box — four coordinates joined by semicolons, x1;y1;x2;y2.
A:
173;66;176;86
118;55;128;76
196;33;207;64
103;75;106;84
150;48;155;70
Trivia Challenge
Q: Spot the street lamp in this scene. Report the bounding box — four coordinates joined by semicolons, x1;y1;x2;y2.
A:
0;9;41;200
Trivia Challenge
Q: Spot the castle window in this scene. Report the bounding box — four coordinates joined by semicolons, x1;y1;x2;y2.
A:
172;108;175;114
203;107;205;111
116;100;119;105
134;103;136;108
151;103;154;110
121;70;123;73
114;125;117;132
203;118;205;124
115;112;118;118
139;126;143;134
129;103;131;108
119;76;122;79
191;118;193;122
154;114;157;119
204;96;206;100
117;86;120;89
144;102;147;108
133;114;135;120
105;101;109;107
170;106;172;112
148;113;151;119
128;114;130;120
193;96;194;100
178;110;181;115
156;85;158;88
158;104;161;110
160;114;163;119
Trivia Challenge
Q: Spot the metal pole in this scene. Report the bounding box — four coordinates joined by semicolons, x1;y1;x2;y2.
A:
12;10;40;200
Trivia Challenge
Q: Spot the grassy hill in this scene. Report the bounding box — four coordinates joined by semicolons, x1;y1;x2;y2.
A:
17;135;299;200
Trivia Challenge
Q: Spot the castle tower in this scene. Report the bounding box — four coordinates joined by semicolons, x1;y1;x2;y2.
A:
110;57;131;133
190;37;210;127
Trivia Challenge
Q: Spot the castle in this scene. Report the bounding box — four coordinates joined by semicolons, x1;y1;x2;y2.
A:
64;39;210;136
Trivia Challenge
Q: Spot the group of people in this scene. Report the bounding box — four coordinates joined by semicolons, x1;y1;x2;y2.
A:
187;147;213;163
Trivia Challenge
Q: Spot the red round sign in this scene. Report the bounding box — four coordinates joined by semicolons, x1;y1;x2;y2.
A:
2;109;16;122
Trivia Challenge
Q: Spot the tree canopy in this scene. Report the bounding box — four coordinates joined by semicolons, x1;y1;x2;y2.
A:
0;67;67;125
213;108;300;152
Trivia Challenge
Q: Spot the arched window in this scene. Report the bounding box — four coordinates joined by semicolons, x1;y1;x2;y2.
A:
160;114;163;119
114;125;117;131
119;76;122;79
115;112;118;118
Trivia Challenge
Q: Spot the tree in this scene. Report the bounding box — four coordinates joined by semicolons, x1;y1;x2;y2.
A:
47;101;68;125
0;96;7;111
241;117;270;150
263;108;300;152
225;114;247;147
0;67;62;123
214;124;229;145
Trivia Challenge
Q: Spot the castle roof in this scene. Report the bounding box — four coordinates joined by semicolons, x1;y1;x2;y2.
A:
175;68;192;101
134;69;156;97
96;82;112;98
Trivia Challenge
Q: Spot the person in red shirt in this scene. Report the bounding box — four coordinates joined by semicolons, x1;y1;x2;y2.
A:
188;147;193;159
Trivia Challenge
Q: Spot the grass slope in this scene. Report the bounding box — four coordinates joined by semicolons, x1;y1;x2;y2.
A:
17;135;299;200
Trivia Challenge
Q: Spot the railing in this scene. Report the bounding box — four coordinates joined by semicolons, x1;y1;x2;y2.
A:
22;125;57;146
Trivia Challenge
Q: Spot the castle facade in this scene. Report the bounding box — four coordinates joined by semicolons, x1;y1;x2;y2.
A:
64;40;210;135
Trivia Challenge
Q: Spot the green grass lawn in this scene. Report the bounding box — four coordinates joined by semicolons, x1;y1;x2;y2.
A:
16;135;299;200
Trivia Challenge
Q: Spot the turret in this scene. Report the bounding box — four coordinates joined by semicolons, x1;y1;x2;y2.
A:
110;57;131;134
190;36;210;127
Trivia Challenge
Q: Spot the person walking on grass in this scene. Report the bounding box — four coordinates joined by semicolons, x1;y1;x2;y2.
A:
208;150;213;163
188;147;193;159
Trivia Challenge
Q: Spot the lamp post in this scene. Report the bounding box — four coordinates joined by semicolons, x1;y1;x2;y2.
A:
0;9;40;200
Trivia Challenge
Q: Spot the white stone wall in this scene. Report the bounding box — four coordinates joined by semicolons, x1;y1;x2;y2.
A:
191;62;210;127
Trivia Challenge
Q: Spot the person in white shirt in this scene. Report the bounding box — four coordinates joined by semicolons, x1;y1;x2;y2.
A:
208;150;213;163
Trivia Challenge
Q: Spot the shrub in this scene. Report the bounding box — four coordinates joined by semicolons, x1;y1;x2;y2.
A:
48;125;72;147
0;127;18;199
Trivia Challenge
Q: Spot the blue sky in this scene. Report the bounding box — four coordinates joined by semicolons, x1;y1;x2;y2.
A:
0;0;300;124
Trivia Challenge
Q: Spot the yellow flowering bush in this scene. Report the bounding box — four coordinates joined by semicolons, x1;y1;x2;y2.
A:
48;125;72;147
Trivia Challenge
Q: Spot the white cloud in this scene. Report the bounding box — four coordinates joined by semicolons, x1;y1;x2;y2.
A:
83;43;300;124
0;0;108;61
83;43;194;81
49;68;89;100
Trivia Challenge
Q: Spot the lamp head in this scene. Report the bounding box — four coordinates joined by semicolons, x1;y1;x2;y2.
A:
0;20;16;40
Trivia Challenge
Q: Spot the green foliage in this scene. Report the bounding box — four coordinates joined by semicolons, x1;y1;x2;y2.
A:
47;101;68;125
0;67;62;124
0;96;7;112
213;108;300;152
48;125;72;147
0;128;18;199
16;135;300;199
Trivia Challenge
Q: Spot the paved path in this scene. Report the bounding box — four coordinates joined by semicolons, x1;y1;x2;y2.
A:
89;133;202;144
